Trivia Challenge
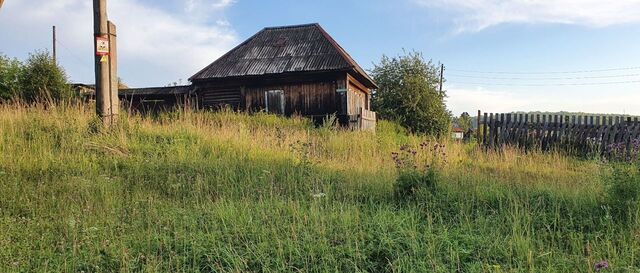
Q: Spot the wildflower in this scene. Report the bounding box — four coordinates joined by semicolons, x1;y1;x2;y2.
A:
594;260;609;272
311;192;326;198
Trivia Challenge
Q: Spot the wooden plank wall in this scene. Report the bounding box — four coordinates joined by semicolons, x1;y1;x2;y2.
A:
244;79;345;116
346;74;370;116
478;111;640;159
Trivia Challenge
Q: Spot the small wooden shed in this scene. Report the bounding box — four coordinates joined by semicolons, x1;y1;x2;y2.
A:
190;23;378;129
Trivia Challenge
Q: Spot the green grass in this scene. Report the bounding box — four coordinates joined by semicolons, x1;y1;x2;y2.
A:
0;103;639;272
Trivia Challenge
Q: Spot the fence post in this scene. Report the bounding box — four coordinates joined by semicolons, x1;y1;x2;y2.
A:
477;110;482;142
483;113;488;148
490;113;496;149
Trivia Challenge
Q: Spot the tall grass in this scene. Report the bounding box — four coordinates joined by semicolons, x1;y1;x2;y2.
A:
0;103;638;272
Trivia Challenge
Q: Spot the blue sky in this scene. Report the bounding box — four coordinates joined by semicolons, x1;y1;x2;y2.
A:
1;0;640;115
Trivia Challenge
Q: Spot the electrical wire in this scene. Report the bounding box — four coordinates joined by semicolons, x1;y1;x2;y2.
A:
447;73;640;80
448;79;640;87
447;66;640;75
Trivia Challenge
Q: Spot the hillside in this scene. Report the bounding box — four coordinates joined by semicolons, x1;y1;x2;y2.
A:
0;103;638;272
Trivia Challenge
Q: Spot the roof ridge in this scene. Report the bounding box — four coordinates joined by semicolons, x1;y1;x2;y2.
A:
263;23;319;30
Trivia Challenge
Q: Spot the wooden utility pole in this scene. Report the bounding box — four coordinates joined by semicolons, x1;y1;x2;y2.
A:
108;21;119;121
439;64;445;95
93;0;117;125
52;26;57;62
0;0;4;9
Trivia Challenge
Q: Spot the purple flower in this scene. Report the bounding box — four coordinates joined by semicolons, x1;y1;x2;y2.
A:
594;260;609;272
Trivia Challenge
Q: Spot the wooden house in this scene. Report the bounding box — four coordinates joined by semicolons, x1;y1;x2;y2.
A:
451;127;465;140
189;23;378;129
117;23;378;129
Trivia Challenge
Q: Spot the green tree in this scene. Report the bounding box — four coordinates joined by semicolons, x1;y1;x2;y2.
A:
0;53;23;101
456;112;472;131
18;50;72;103
370;51;450;136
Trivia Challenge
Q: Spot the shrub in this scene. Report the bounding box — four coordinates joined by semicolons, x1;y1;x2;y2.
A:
18;50;73;103
0;53;23;101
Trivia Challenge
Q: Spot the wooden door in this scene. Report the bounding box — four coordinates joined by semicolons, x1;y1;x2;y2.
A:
265;90;285;115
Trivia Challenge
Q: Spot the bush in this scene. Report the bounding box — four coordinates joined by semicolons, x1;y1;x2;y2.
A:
0;54;23;101
370;50;451;137
18;50;72;103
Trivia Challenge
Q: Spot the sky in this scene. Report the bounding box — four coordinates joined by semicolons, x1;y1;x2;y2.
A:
1;0;640;115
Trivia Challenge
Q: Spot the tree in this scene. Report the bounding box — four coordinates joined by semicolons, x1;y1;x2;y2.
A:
0;53;23;101
18;50;72;103
457;112;472;131
370;50;450;136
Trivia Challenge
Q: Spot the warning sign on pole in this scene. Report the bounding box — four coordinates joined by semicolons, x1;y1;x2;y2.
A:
96;36;109;56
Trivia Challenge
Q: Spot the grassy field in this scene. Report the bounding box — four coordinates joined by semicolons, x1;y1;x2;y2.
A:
0;103;639;272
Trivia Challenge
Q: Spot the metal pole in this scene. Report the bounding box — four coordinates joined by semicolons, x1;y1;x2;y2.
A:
93;0;111;125
52;26;57;63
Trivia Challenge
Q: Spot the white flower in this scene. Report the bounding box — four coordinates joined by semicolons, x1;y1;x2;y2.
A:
311;193;326;198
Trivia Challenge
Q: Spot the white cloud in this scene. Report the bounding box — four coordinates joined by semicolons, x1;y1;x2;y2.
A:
0;0;237;87
414;0;640;32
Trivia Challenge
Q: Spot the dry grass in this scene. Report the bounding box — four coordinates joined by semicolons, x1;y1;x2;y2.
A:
0;102;636;272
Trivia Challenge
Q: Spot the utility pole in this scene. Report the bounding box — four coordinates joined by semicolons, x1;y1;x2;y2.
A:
52;26;57;63
93;0;117;125
439;64;445;95
108;21;119;121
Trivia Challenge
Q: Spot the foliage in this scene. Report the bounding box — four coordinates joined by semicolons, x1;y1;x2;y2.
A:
0;53;23;101
17;50;72;103
453;112;472;132
370;50;451;137
1;103;639;272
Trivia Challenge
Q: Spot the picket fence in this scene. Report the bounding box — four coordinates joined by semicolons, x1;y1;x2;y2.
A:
477;111;640;158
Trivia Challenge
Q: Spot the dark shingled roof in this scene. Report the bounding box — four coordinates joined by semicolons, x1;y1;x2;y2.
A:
119;85;193;96
189;23;377;89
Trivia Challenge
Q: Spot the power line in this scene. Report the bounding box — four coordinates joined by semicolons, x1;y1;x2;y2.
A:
449;79;640;87
447;73;640;81
447;66;640;75
55;38;95;81
56;39;93;69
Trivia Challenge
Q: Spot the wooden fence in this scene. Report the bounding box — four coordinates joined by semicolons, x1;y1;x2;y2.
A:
477;111;640;158
348;107;376;131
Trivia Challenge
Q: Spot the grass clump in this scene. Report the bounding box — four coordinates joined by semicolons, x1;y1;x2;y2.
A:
604;164;640;224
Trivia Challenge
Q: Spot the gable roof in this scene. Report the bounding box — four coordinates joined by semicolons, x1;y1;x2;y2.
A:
189;23;377;89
